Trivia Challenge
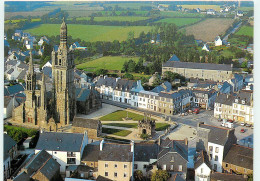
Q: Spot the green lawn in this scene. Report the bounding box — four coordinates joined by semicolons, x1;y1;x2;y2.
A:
235;26;253;37
160;11;205;18
102;127;132;137
103;122;170;131
156;18;201;26
76;16;149;22
76;56;139;72
24;24;152;42
100;110;146;121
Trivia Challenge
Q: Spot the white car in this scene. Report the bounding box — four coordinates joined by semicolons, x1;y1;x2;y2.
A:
240;122;245;126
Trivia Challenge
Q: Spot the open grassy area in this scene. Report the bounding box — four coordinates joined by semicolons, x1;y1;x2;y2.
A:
160;11;205;18
24;24;152;42
156;18;201;26
100;110;146;121
235;26;253;37
102;127;132;137
103;122;170;131
76;56;139;72
75;16;149;22
179;5;221;11
184;18;234;42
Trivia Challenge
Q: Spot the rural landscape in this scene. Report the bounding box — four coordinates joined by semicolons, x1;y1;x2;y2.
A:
4;1;254;181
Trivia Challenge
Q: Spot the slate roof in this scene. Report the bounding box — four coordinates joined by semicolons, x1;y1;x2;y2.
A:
152;81;172;93
35;132;85;152
215;93;236;106
73;117;101;129
168;54;180;61
198;123;233;145
167;174;185;181
23;150;60;179
7;68;14;74
158;138;188;161
163;61;232;71
99;143;133;162
115;79;136;92
210;172;247;181
194;150;211;170
4;96;12;108
95;77;117;87
158;91;182;100
7;84;25;95
16;70;27;80
17;62;28;69
12;171;31;181
76;88;93;102
219;81;232;93
4;87;10;96
96;176;113;181
223;144;253;170
4;133;17;161
6;59;18;66
42;66;52;77
235;90;253;106
234;74;243;81
81;144;100;162
134;143;159;162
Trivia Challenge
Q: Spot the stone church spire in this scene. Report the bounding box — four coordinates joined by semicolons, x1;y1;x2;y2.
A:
29;50;34;74
60;17;67;48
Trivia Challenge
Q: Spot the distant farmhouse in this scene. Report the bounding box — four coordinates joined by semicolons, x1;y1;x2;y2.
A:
215;36;222;46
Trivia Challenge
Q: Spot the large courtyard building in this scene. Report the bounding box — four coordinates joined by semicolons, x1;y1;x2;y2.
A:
162;61;233;82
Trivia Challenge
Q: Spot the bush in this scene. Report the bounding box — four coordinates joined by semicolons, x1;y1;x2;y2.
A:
4;125;38;142
140;133;149;140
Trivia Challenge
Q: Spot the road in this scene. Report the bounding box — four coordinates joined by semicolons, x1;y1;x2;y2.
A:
223;21;242;41
102;99;253;148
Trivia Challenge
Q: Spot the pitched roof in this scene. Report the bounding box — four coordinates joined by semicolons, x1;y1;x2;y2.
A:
134;143;159;162
76;88;91;102
4;133;17;161
81;144;100;162
194;150;211;169
42;67;52;77
198;123;234;145
4;96;12;108
35;132;85;152
23;150;60;179
215;93;236;106
167;174;185;181
152;81;172;93
235;90;253;106
7;68;14;74
163;61;232;71
73;117;101;129
99;143;133;162
7;84;25;95
95;77;117;87
115;79;136;92
210;172;247;181
16;70;27;80
223;144;253;170
168;54;180;61
96;176;113;181
12;171;31;181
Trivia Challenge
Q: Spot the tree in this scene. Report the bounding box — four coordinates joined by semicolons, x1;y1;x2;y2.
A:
95;69;108;76
134;170;144;181
151;170;169;181
4;46;9;57
123;73;134;80
140;133;149;140
241;61;248;68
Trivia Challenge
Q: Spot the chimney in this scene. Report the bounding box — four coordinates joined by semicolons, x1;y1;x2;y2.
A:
227;129;230;137
184;138;188;145
158;135;162;146
116;77;121;82
198;122;204;127
100;139;104;151
130;140;134;152
104;75;108;79
40;128;44;133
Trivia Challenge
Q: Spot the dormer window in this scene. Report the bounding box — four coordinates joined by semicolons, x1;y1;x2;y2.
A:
235;99;238;103
242;100;245;104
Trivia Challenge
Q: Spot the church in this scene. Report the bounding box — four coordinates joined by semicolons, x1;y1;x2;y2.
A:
12;20;102;130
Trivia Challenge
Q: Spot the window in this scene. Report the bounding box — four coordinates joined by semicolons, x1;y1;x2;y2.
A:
124;164;127;168
114;164;117;168
105;172;108;176
105;163;108;168
134;164;138;169
226;163;229;167
215;147;219;153
210;154;212;160
114;172;117;177
178;165;182;172
170;165;174;170
143;165;147;169
209;146;213;152
67;158;76;164
124;173;127;177
163;164;166;170
214;164;217;171
171;156;174;162
215;155;218;161
201;168;203;173
54;152;57;154
67;152;76;157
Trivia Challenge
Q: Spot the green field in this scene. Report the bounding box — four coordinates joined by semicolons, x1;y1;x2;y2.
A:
75;16;149;22
179;5;221;11
160;11;205;18
76;56;139;72
103;122;170;131
24;24;152;42
102;127;132;137
235;26;253;37
100;110;147;121
156;18;201;26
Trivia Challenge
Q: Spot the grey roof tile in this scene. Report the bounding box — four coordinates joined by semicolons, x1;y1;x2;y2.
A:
73;117;101;129
134;143;159;162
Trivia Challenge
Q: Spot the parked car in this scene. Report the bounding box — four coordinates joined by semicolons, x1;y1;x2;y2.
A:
240;122;246;126
240;128;245;133
246;124;252;127
227;120;234;123
193;108;200;114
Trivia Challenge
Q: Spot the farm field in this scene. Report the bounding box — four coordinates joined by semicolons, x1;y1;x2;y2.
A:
160;11;205;18
156;18;201;26
24;24;152;42
5;18;41;24
178;5;221;11
184;18;234;42
75;16;149;22
76;56;139;72
100;110;149;121
235;26;253;37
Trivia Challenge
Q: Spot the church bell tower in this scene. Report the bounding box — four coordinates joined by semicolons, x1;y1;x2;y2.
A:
51;18;76;126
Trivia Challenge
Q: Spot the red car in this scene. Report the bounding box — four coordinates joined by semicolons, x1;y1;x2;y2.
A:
193;108;200;114
240;128;245;133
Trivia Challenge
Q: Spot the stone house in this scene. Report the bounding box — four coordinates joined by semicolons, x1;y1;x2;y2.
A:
192;89;217;110
210;172;247;181
136;90;159;111
10;150;61;181
113;79;137;104
151;81;172;93
214;93;236;120
81;144;100;168
4;96;19;119
196;122;237;172
72;117;102;139
214;36;222;46
35;131;88;173
157;138;188;179
4;133;18;180
148;72;161;86
202;43;210;52
162;61;232;82
98;140;134;181
228;74;244;92
95;76;117;100
194;151;211;181
129;80;145;107
222;144;253;175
